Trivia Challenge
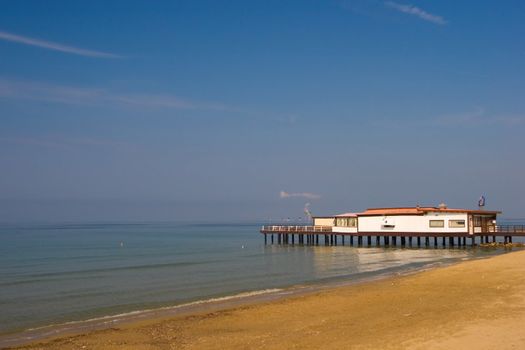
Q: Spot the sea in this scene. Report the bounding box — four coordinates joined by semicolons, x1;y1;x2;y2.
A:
0;221;522;347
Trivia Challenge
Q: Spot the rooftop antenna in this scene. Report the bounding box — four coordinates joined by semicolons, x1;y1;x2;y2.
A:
304;202;313;224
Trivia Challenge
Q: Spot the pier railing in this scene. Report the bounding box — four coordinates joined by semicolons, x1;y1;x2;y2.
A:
261;225;525;234
495;225;525;233
261;225;332;233
259;224;525;247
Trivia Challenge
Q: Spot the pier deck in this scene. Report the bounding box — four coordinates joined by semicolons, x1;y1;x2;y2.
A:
260;225;525;247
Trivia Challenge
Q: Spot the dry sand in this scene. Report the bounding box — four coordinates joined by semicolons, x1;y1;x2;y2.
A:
9;249;525;350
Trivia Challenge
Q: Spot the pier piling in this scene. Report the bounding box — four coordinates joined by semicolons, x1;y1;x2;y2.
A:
261;225;524;248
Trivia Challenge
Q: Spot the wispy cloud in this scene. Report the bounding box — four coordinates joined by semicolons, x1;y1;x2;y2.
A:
385;1;447;25
368;108;525;129
0;135;130;149
0;30;121;58
275;114;299;125
279;191;321;200
434;108;525;126
0;78;230;111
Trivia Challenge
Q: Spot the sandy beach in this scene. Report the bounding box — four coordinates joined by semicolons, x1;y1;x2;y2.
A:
8;249;525;350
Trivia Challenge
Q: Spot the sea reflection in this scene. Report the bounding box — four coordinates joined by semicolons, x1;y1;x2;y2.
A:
262;243;477;283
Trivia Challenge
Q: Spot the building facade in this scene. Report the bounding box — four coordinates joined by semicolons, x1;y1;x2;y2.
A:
313;206;499;235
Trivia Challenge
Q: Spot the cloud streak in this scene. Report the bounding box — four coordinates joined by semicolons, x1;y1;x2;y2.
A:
280;191;321;200
385;1;447;25
0;136;130;149
433;108;525;127
0;78;230;111
0;30;121;58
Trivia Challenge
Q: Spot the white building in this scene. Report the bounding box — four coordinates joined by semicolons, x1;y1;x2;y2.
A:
313;205;500;235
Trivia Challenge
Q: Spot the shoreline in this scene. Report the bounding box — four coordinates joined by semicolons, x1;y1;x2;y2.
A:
4;248;525;349
0;255;457;348
0;246;506;344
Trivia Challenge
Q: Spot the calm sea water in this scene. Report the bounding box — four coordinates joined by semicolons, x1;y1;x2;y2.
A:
0;222;516;339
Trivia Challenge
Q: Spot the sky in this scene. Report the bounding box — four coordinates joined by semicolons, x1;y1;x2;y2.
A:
1;0;524;222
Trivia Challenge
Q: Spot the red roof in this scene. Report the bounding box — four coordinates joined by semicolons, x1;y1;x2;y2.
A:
358;207;501;216
334;212;358;217
358;207;427;216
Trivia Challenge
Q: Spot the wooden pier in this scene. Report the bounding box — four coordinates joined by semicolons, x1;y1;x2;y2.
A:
260;225;525;247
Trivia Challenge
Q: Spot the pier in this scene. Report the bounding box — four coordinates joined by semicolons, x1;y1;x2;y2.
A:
260;225;525;247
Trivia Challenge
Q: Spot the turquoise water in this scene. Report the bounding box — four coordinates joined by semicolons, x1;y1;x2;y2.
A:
0;222;511;339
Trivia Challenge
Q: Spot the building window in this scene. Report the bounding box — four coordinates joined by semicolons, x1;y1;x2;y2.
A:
449;220;465;228
429;220;444;228
473;216;482;226
336;218;357;227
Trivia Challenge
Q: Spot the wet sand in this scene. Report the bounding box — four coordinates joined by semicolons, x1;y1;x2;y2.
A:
8;249;525;350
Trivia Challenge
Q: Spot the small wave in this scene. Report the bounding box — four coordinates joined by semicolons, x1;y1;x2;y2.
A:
24;288;284;333
5;260;216;282
173;288;285;307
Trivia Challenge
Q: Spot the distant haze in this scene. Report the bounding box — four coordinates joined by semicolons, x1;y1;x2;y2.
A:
1;1;524;222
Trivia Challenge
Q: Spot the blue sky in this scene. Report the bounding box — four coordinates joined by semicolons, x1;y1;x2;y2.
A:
1;0;524;222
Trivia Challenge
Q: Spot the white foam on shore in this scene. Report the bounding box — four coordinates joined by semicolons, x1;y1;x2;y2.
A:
4;250;509;348
19;288;284;333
